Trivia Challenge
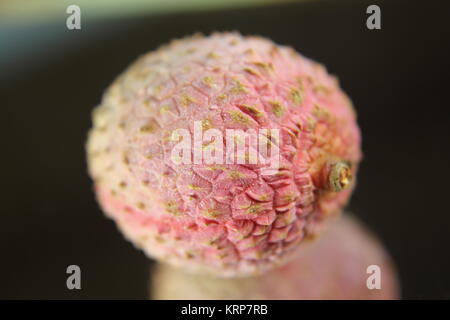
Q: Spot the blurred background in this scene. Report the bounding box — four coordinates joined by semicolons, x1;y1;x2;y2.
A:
1;0;450;299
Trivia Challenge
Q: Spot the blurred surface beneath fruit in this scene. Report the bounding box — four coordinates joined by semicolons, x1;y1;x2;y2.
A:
151;215;399;300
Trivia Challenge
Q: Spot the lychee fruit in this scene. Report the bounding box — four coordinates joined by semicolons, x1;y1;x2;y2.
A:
86;32;362;277
151;215;399;300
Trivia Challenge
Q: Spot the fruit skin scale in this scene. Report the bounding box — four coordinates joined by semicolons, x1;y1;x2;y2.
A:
87;32;362;277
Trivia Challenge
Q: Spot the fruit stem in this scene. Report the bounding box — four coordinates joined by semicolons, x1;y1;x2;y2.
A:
328;161;352;192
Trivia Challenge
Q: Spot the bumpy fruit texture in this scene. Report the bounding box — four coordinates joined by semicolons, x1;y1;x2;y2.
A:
151;216;399;300
87;32;361;277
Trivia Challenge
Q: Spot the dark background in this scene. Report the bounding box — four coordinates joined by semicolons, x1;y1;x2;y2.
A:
1;0;450;299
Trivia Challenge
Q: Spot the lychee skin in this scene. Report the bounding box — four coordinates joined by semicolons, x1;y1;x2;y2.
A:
151;216;399;300
87;32;361;277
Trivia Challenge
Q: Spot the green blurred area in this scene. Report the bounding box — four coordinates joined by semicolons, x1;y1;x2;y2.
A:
0;0;303;79
0;0;300;24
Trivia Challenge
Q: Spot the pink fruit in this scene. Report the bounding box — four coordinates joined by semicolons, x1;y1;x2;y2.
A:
87;32;362;276
151;216;399;300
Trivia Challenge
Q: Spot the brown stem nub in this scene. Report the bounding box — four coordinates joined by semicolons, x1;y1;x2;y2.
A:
328;161;352;192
